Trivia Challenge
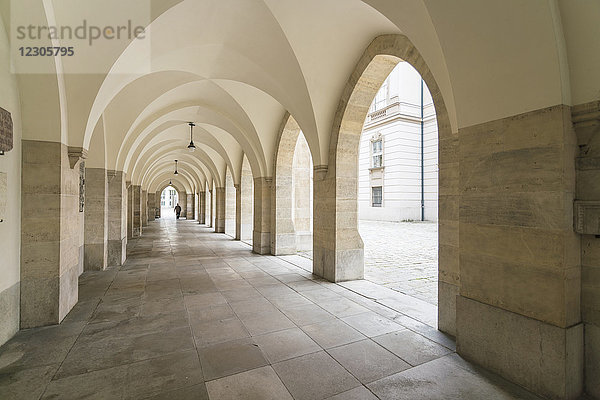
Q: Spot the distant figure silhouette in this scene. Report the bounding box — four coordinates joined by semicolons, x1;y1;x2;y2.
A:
174;203;182;219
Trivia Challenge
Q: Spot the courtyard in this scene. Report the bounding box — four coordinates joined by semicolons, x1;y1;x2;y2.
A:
298;221;438;306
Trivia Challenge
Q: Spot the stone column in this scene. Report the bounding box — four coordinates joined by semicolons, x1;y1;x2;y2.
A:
215;187;225;232
241;164;253;241
185;193;194;219
293;136;312;251
107;171;127;266
155;190;161;219
225;182;236;236
573;101;600;398
132;185;142;237
83;168;108;271
235;184;241;240
190;193;196;220
271;157;296;255
253;177;271;254
180;191;187;219
312;165;364;282
148;192;156;221
208;189;213;228
199;191;206;224
126;182;133;239
141;190;148;227
455;105;582;399
20;141;82;328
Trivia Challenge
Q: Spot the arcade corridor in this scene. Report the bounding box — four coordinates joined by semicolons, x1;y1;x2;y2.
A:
0;219;541;400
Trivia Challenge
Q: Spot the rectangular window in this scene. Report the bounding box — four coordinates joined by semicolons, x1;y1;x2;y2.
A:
372;186;382;207
371;139;383;168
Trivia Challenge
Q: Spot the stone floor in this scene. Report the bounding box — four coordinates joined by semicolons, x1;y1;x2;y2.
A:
299;220;438;305
0;219;541;400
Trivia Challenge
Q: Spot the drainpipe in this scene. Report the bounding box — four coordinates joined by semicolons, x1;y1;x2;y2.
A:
421;78;425;222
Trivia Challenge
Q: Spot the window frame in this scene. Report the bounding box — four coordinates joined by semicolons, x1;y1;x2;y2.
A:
371;186;383;207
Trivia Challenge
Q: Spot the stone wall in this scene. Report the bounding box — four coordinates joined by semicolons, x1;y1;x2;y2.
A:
20;141;80;328
573;100;600;398
83;168;108;271
107;171;126;266
240;158;253;241
225;171;236;236
456;105;582;399
215;187;225;232
292;134;312;251
253;177;271;254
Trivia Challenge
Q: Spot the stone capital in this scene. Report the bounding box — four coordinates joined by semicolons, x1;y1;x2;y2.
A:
314;164;328;180
572;101;600;129
106;169;118;182
67;146;88;169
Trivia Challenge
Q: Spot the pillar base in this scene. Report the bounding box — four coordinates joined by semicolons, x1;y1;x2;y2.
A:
438;281;458;336
272;233;296;255
253;231;270;254
20;266;78;329
0;283;19;346
313;246;364;282
107;238;126;266
83;243;107;271
457;296;583;399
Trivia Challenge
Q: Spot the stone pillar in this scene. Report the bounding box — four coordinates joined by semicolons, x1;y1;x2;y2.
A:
272;154;296;255
225;178;236;236
208;189;213;228
155;190;161;219
148;192;156;221
253;177;271;254
455;105;582;399
107;171;127;266
199;191;206;224
215;187;225;233
141;190;148;227
235;184;241;240
573;101;600;399
132;185;142;237
20;141;82;328
293;135;312;251
190;193;196;220
180;191;187;219
126;182;133;239
83;168;108;271
241;161;253;241
313;165;364;282
186;193;193;219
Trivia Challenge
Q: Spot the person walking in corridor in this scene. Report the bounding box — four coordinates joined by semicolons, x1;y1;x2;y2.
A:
174;203;182;219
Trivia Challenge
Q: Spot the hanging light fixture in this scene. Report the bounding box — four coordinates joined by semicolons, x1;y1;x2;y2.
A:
169;180;172;185
174;159;179;175
187;122;196;152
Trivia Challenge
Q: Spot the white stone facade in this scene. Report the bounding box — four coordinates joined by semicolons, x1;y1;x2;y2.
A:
358;62;438;222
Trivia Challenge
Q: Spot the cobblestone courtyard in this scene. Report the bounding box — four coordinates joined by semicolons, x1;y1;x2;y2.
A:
300;221;438;306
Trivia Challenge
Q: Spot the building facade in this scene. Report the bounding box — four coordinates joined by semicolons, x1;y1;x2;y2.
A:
359;62;438;222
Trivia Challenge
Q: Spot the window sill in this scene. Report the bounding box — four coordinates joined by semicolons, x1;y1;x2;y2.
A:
369;166;384;171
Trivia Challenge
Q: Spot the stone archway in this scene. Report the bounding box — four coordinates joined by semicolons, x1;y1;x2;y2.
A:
156;183;186;220
313;34;457;335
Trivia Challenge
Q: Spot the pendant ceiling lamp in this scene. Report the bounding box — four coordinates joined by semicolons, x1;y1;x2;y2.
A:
187;122;196;152
174;159;178;175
